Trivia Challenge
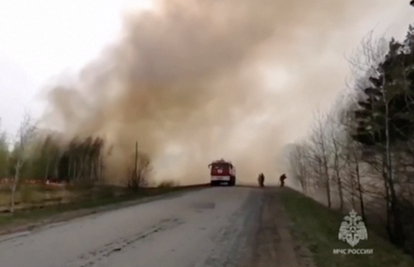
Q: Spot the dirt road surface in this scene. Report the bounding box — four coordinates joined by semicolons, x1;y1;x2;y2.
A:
0;187;306;267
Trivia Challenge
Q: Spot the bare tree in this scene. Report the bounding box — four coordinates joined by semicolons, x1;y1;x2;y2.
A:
287;142;311;194
127;142;151;190
328;126;346;210
341;136;368;221
308;111;333;208
10;111;36;213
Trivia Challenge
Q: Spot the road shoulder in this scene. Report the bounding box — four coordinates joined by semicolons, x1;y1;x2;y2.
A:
278;187;414;267
242;187;314;267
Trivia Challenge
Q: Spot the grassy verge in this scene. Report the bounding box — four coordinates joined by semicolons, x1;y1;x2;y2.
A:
279;187;414;267
0;184;207;234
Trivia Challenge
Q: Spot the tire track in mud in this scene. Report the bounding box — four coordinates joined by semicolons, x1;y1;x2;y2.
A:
64;217;184;267
250;191;282;267
248;189;302;267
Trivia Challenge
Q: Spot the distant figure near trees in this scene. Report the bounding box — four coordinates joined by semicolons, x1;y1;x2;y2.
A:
279;174;287;187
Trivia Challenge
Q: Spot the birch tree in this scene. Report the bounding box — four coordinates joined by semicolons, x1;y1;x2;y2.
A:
10;112;36;213
308;112;333;207
287;142;310;194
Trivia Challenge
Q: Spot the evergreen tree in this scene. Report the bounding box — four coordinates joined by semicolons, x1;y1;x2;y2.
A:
351;28;414;248
353;36;414;147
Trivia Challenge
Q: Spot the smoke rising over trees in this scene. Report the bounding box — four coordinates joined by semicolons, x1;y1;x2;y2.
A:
35;0;402;185
0;0;413;252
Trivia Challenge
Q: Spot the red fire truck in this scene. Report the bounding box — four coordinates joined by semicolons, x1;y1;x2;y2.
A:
208;159;236;186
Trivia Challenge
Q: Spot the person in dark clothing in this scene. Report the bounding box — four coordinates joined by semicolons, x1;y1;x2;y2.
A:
258;173;265;187
279;174;287;187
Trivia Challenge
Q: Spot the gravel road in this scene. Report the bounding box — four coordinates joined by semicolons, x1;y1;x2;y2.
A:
0;187;303;267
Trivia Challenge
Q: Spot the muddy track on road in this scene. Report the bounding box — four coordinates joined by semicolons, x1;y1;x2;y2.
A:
243;188;315;267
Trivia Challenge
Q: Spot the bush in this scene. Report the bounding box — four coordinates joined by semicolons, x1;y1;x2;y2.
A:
157;180;179;188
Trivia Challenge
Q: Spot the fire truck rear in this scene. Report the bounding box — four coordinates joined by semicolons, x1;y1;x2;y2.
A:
208;159;236;186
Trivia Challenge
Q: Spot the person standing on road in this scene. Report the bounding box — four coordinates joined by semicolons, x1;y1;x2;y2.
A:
258;173;265;187
279;173;286;187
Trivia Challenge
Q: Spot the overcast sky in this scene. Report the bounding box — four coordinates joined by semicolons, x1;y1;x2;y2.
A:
0;0;154;137
0;0;413;139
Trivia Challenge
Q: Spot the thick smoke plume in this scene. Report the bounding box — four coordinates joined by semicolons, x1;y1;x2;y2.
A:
41;0;397;185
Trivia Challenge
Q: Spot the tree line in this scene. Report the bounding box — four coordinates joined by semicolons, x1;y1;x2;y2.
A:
286;24;414;255
0;117;107;183
0;113;151;212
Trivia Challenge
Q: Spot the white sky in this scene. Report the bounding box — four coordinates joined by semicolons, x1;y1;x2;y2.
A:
0;0;413;138
0;0;153;137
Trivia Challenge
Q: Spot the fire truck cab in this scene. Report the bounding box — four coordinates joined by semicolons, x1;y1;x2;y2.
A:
208;159;236;186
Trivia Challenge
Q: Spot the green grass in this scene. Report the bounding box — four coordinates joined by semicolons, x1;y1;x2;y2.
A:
279;187;414;267
0;185;200;231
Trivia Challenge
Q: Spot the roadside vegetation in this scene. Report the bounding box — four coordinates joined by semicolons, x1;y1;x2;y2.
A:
279;188;414;267
285;18;414;258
